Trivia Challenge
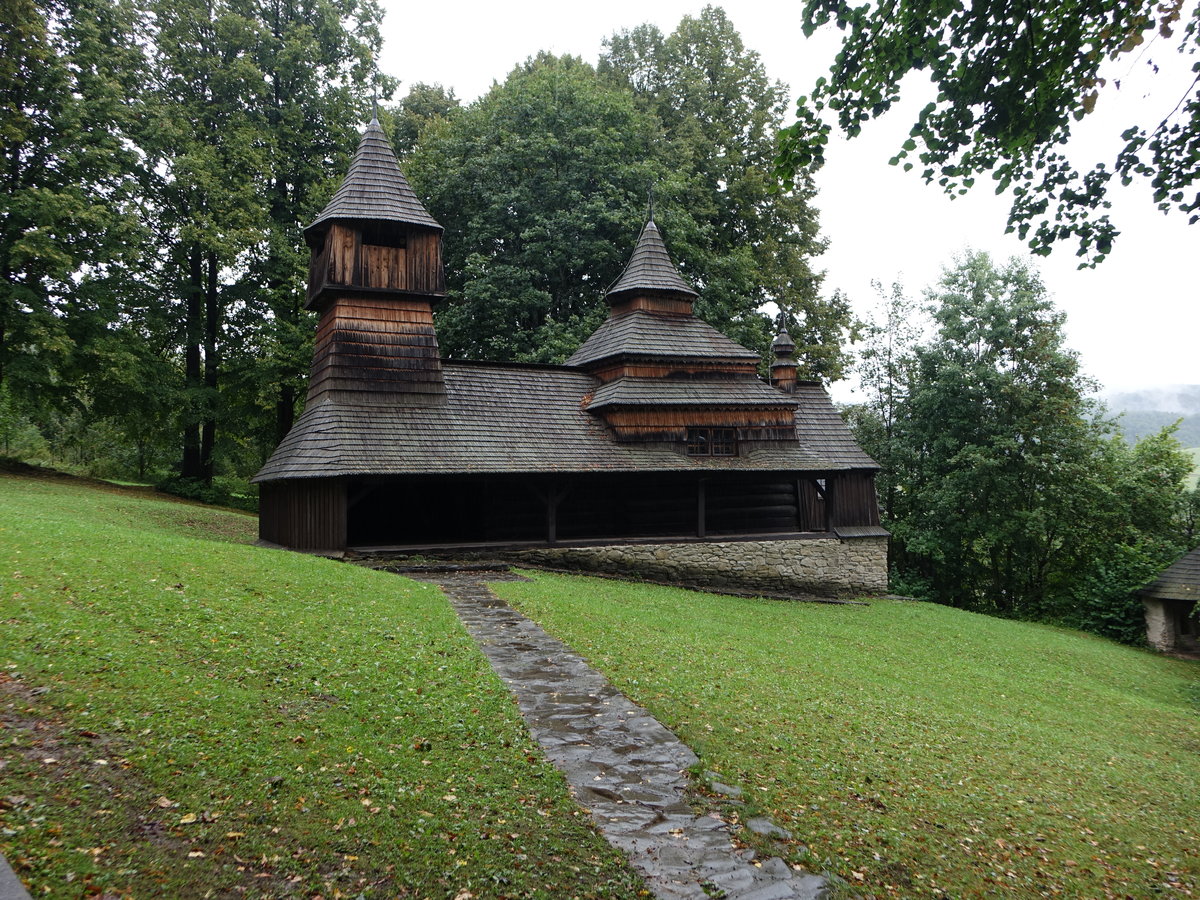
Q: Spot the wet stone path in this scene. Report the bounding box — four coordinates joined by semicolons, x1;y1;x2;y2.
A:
418;573;827;900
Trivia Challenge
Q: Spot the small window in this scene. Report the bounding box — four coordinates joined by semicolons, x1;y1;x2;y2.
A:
360;222;406;248
687;427;736;457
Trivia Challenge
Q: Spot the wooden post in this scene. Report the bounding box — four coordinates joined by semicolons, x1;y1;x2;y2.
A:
542;483;569;545
697;478;707;538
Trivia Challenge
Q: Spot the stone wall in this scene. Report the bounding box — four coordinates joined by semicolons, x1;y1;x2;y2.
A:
1143;598;1174;651
516;536;888;597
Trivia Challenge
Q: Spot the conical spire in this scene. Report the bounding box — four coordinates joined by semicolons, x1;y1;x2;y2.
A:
606;219;698;301
306;118;442;239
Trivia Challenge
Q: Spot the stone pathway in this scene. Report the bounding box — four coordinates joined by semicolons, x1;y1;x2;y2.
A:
418;573;827;900
0;853;31;900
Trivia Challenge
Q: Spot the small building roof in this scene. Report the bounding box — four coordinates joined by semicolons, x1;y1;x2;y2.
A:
606;220;698;300
566;310;761;368
306;118;442;239
587;377;796;410
1139;545;1200;603
253;361;876;482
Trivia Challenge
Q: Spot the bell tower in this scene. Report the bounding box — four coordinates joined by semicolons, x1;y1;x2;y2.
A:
302;117;447;406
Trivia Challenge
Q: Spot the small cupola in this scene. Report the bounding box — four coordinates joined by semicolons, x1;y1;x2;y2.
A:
603;218;698;317
303;117;445;311
770;330;798;394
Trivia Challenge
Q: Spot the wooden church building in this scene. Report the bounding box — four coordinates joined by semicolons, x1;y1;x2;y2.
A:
253;118;888;596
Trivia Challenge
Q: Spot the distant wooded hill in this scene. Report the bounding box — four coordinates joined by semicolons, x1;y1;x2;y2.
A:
1105;385;1200;447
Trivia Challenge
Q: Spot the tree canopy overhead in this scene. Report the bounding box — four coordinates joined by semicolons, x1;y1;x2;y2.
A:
406;11;854;379
776;0;1200;265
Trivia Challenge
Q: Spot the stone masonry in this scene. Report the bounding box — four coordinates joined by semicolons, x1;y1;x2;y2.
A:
518;536;888;597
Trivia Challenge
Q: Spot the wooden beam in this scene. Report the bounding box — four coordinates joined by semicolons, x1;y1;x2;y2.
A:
697;478;707;538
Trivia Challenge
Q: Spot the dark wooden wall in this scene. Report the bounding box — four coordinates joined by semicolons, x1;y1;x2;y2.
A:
609;294;696;316
260;480;347;550
589;360;759;383
307;223;445;307
333;470;880;549
600;408;797;443
830;470;882;527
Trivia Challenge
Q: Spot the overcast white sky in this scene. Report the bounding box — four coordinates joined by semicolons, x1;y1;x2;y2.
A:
376;0;1197;400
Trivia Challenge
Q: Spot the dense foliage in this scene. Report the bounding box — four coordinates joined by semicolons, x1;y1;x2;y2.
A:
777;0;1200;264
403;8;853;374
1;5;840;486
848;252;1199;640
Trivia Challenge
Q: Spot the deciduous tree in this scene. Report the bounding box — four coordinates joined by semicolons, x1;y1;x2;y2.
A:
881;251;1194;633
777;0;1199;264
602;6;851;377
407;54;668;363
0;0;145;404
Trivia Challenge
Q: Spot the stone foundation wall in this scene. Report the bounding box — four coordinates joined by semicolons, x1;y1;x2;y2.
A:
517;536;888;597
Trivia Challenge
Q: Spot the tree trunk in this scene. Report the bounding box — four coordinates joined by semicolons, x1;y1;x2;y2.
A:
200;250;219;483
181;247;204;478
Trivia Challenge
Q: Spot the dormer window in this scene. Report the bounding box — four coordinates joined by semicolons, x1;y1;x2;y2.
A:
687;427;736;457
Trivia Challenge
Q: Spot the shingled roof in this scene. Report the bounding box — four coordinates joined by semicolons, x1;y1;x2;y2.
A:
1139;546;1200;603
606;220;698;300
305;118;441;239
588;377;796;410
254;361;874;481
793;381;878;468
566;310;761;368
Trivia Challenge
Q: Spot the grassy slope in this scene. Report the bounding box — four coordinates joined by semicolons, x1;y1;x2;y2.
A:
498;573;1200;899
0;475;644;898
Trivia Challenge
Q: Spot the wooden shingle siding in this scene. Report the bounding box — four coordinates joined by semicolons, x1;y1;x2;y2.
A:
604;407;796;433
307;295;445;403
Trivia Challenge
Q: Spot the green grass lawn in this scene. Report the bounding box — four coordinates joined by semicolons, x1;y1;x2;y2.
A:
0;474;645;898
498;573;1200;899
